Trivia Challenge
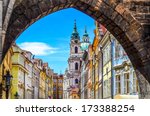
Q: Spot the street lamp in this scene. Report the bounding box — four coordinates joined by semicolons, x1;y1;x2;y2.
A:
14;92;19;99
3;70;13;99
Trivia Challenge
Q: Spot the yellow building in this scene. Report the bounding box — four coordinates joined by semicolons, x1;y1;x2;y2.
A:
53;73;58;99
0;44;55;99
100;31;112;99
48;69;53;99
32;59;54;99
47;75;53;99
94;22;107;99
87;45;93;99
43;63;54;99
43;63;49;99
58;74;63;99
92;23;101;99
0;47;13;99
53;73;63;99
83;22;101;99
11;44;29;99
39;69;46;99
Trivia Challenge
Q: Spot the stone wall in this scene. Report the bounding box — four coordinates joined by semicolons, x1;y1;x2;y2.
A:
0;0;150;98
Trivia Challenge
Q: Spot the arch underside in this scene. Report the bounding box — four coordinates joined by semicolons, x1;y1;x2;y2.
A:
3;0;149;86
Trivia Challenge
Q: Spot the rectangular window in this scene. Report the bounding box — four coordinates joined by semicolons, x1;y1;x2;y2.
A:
108;78;111;97
59;95;62;99
54;79;57;83
53;86;56;91
53;94;56;98
59;87;63;91
104;80;109;98
133;72;138;93
115;41;121;59
103;49;107;65
116;75;121;94
107;44;111;61
103;81;107;98
124;73;130;94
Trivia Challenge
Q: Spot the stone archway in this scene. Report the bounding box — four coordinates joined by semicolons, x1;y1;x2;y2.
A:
1;0;150;98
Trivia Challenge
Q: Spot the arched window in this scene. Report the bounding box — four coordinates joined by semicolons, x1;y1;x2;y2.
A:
75;79;78;84
75;46;78;53
75;62;78;70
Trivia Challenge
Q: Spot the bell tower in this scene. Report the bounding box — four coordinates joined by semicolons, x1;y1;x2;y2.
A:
68;20;83;99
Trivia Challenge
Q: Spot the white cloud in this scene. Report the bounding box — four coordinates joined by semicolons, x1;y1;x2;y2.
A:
18;42;58;56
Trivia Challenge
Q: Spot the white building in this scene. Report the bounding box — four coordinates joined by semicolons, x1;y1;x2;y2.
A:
113;39;139;99
23;51;33;99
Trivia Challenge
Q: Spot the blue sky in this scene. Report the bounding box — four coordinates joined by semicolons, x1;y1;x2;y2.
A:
16;8;95;74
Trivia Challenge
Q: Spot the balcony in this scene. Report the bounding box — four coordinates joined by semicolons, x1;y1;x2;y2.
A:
114;55;128;66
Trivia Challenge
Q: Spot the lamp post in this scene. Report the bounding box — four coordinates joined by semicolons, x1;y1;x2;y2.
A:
3;70;13;99
14;92;19;99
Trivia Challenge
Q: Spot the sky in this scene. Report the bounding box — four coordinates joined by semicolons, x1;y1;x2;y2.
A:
16;8;95;74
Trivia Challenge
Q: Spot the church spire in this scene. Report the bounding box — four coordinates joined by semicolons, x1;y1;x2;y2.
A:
82;26;89;42
85;26;87;33
71;20;80;40
83;26;88;37
80;26;90;51
73;20;77;33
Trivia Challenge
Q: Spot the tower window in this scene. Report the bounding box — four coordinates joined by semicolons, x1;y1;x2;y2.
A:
75;62;78;70
75;40;78;43
75;79;78;84
75;47;78;53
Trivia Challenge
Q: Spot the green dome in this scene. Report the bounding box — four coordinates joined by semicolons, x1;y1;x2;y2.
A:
80;26;90;51
80;42;90;51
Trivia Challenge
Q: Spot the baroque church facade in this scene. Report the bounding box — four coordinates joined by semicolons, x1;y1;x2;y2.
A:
64;20;90;99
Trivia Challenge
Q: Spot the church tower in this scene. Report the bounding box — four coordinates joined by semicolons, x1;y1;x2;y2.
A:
68;20;83;99
80;26;90;51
